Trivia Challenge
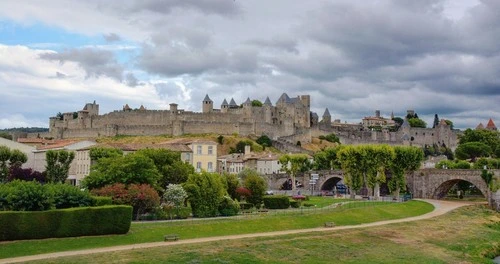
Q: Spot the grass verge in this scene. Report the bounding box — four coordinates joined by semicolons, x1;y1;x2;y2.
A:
0;201;432;259
29;205;499;264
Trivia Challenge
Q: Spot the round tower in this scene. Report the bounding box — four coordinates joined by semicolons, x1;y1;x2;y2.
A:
202;94;213;113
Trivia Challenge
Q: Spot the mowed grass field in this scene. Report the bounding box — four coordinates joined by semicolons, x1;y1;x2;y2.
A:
30;205;500;264
0;201;432;259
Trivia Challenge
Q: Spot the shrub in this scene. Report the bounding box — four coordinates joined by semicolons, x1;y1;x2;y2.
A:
163;184;187;208
0;205;132;241
453;160;471;169
244;173;267;207
303;203;315;207
218;196;239;216
239;202;253;210
290;200;301;208
183;172;226;218
235;187;251;201
0;180;52;211
263;195;290;209
8;167;45;183
47;183;93;209
157;204;192;220
92;196;113;206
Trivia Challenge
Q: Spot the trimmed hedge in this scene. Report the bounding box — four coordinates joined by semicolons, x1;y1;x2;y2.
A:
290;200;301;208
263;195;290;209
0;205;132;241
92;196;113;206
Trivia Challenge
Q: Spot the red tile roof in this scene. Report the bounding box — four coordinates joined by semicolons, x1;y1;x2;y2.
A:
486;118;497;129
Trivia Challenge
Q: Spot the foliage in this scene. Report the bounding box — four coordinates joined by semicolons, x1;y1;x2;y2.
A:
408;118;427;128
459;128;499;150
183;172;226;218
89;147;123;161
7;149;27;169
256;135;272;148
223;173;240;200
45;150;75;183
91;183;160;218
480;170;493;186
444;120;454;129
91;196;113;206
137;148;194;188
251;100;263;107
8;167;45;183
218;196;240;216
163;184;187;208
235;187;251;200
47;183;93;209
158;205;191;220
263;195;290;209
455;142;492;162
279;154;311;190
0;146;11;183
0;180;53;211
388;146;424;196
230;140;253;154
83;153;161;190
435;160;471;169
392;117;404;127
472;158;500;169
239;202;253;210
318;133;340;144
290;200;301;208
423;143;454;160
0;132;13;140
0;205;132;241
217;135;224;144
243;171;267;207
313;147;341;170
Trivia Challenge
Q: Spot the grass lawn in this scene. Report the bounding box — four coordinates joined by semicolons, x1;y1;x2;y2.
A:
29;205;500;264
305;196;352;208
0;201;433;259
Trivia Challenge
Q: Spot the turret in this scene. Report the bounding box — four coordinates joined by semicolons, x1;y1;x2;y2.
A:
202;94;213;113
221;99;229;113
229;98;238;109
243;97;252;108
322;108;331;127
169;103;178;113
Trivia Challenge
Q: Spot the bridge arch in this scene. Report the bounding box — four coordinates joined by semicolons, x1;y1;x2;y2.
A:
320;176;343;191
418;170;490;199
432;179;487;199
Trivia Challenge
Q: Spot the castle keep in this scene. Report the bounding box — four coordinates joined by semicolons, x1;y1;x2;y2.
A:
43;93;458;150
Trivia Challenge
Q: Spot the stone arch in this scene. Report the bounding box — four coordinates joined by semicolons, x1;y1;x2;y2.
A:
431;177;488;199
320;176;343;191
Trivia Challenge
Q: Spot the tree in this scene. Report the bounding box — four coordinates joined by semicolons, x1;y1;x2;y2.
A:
459;128;499;153
408;118;427;128
313;147;341;170
0;132;12;140
56;112;64;120
230;140;252;154
444;120;454;129
183;172;226;218
256;135;272;148
364;145;395;199
337;146;365;198
217;135;224;144
89;147;123;161
251;100;263;107
389;146;424;199
82;153;161;190
319;133;340;144
432;114;439;128
242;170;267;207
8;149;27;169
0;146;11;183
137;148;194;188
392;117;404;127
455;142;492;162
8;167;45;183
222;173;240;200
45;150;75;183
162;184;187;218
279;154;311;192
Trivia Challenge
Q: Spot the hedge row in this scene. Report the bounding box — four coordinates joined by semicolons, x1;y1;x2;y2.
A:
0;205;132;241
263;195;290;209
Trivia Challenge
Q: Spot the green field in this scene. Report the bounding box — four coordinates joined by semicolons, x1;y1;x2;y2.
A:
29;205;500;264
0;201;432;259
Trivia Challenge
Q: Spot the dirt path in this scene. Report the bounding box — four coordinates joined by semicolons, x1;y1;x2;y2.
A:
0;199;472;264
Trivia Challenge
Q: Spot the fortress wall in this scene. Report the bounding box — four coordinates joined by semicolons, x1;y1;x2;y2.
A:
117;125;173;136
27;132;52;139
93;111;175;127
182;121;240;135
62;128;102;138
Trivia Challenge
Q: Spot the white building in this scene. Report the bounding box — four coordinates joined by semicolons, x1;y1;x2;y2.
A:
0;137;36;169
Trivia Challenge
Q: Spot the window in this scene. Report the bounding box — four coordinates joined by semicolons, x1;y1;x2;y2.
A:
208;162;213;172
208;146;213;155
196;162;202;172
197;145;202;155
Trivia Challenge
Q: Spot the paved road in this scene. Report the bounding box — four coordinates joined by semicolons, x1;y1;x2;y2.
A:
0;199;472;264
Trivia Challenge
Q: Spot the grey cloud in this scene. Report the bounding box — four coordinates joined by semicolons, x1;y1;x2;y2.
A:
55;72;67;79
247;37;299;54
39;48;124;81
103;33;121;42
125;73;138;87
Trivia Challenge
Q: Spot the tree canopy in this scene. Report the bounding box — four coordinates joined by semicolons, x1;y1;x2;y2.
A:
455;142;492;162
313;147;341;170
389;146;424;198
45;150;75;183
251;100;263;107
183;172;226;217
279;154;311;191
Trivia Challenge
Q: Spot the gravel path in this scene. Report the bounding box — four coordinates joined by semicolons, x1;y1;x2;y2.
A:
0;199;472;264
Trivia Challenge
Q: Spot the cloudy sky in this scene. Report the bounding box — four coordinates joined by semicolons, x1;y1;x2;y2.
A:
0;0;499;129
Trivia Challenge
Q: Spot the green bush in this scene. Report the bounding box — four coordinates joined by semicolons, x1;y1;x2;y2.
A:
91;196;113;206
263;195;290;209
47;184;93;209
0;180;53;211
290;200;301;208
239;202;253;210
453;160;471;169
157;206;191;220
0;205;132;241
303;203;315;207
218;196;240;216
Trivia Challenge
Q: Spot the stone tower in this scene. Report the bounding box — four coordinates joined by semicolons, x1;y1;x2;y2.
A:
322;108;331;127
263;96;273;124
202;94;213;113
221;99;229;113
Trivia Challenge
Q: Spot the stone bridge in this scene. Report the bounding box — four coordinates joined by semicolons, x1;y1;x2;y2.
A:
265;169;499;202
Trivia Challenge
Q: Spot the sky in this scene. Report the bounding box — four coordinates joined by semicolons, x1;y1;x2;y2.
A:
0;0;499;130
